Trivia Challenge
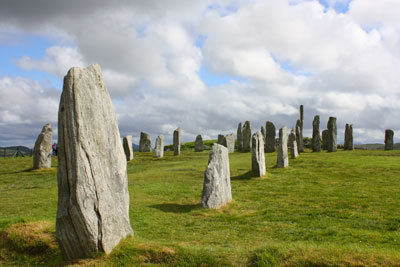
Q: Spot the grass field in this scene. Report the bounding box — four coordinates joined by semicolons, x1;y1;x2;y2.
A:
1;148;400;266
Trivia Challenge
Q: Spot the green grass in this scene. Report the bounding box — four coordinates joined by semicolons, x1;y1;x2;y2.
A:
1;148;400;266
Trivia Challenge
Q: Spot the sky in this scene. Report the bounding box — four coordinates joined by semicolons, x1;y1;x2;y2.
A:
0;0;399;147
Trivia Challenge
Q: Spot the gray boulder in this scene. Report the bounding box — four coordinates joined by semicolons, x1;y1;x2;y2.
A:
139;132;152;152
194;135;203;152
173;128;181;155
327;117;337;152
344;124;354;151
56;64;133;261
277;126;289;168
242;121;252;152
123;136;134;161
252;131;266;177
288;128;299;159
201;144;232;209
385;129;394;150
312;115;321;152
322;129;329;150
154;135;164;158
33;123;52;169
237;122;243;152
265;121;276;153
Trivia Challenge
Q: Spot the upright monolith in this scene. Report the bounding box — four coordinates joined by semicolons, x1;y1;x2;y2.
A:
261;126;266;152
123;136;134;161
56;64;133;261
265;121;276;153
218;134;225;146
300;105;304;134
154;135;164;158
327;117;337;152
33;123;53;169
288;128;299;159
173;128;181;155
225;133;235;153
139;132;152;152
296;120;303;153
252;131;266;177
385;129;394;150
201;144;232;209
312;115;321;152
194;135;203;152
237;122;243;152
242;121;252;152
344;124;354;151
277;126;289;168
322;130;329;150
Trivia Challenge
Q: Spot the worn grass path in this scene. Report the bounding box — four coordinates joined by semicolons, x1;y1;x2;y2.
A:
1;149;400;266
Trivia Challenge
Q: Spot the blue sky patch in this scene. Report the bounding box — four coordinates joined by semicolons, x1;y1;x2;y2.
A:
199;65;247;86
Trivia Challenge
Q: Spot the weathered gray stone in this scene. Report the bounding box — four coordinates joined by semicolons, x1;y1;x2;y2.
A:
300;104;304;134
296;120;304;153
261;126;266;152
344;124;354;151
139;132;152;152
225;133;235;153
201;144;232;209
288;128;299;159
173;128;181;155
33;123;52;169
56;64;133;261
242;121;252;152
277;126;289;168
312;115;321;152
327;117;337;152
265;121;276;153
218;134;225;146
322;129;329;150
237;122;243;152
194;135;203;152
154;135;164;158
385;129;394;150
252;131;266;177
123;136;134;161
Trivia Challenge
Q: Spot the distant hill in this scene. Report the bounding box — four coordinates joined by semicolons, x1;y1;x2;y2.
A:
0;146;33;157
132;143;140;151
354;143;400;150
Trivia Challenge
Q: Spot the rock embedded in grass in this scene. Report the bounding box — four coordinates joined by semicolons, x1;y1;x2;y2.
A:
385;129;394;150
252;131;266;177
173;128;181;155
265;121;276;153
154;135;164;158
289;128;299;159
201;143;232;209
33;123;53;169
195;135;203;152
123;135;134;161
277;126;289;168
327;117;337;152
56;64;133;261
312;115;321;152
139;132;152;152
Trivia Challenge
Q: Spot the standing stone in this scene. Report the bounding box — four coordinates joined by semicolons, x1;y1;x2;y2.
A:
56;64;133;261
252;131;266;177
194;135;203;152
201;144;232;209
296;120;304;153
139;132;152;152
173;128;181;156
242;121;252;152
33;123;53;169
288;128;299;159
265;121;276;153
277;126;289;168
312;115;321;152
261;126;266;152
385;129;394;150
322;130;329;150
344;124;354;151
327;117;337;152
300;105;304;135
237;122;243;152
123;136;134;161
154;135;164;158
218;134;225;146
225;133;235;153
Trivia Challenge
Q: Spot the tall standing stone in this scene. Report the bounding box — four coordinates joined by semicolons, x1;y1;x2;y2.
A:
252;131;266;177
344;124;354;151
123;136;134;161
33;123;53;169
237;122;243;152
194;135;203;152
312;115;321;152
296;120;304;153
261;126;266;152
139;132;152;152
225;133;235;153
242;121;252;152
327;117;337;152
265;121;276;153
288;128;299;159
56;64;133;261
385;129;394;150
300;105;304;134
173;128;181;156
322;130;329;150
218;134;225;146
277;126;289;168
154;135;164;158
201;144;232;209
